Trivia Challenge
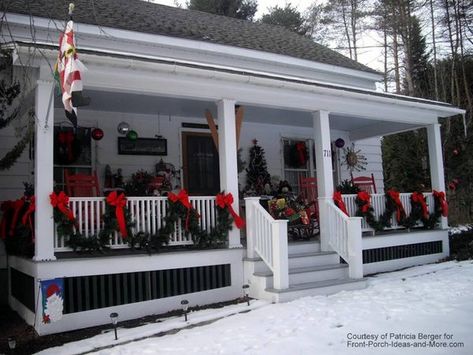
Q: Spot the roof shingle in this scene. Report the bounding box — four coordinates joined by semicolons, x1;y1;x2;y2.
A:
3;0;379;74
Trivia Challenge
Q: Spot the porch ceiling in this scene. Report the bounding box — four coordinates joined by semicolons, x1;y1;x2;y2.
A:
65;89;421;139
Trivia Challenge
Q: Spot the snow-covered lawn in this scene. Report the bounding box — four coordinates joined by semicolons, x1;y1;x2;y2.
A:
40;261;473;355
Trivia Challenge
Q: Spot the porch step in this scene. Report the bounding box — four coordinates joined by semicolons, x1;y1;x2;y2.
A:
265;278;368;303
288;241;320;255
253;263;348;286
288;251;339;269
244;251;339;272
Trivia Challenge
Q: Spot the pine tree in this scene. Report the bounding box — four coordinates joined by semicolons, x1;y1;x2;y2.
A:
260;4;309;36
187;0;257;21
245;140;271;195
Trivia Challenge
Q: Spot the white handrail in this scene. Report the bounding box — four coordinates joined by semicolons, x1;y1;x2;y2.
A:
54;195;216;251
322;199;363;279
245;197;289;290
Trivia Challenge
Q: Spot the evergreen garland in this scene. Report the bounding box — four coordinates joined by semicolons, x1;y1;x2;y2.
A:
355;191;442;231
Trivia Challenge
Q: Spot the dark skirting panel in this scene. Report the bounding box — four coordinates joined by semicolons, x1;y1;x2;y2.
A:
363;241;443;264
64;264;231;314
10;268;35;312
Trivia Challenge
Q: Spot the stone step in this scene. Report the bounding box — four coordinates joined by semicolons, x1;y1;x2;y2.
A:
266;278;367;302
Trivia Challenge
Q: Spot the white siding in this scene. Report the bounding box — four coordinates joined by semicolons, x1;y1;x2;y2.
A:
0;109;385;199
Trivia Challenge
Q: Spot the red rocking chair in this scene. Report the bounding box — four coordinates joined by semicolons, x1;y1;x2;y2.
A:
351;173;377;194
65;170;101;197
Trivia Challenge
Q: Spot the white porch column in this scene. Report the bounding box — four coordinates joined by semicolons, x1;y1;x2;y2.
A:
427;123;448;229
218;99;242;248
313;110;334;251
33;80;56;261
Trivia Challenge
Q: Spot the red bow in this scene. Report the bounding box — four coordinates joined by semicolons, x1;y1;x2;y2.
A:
295;142;307;166
333;191;349;216
106;191;128;238
0;200;13;239
22;196;36;237
10;197;26;236
58;131;75;162
168;190;193;230
386;190;406;223
357;191;371;213
50;191;76;223
216;192;245;229
411;192;429;219
433;190;448;217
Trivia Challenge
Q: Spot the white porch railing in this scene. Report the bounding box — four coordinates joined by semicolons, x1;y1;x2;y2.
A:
245;197;289;290
321;199;363;279
342;192;435;232
54;196;217;252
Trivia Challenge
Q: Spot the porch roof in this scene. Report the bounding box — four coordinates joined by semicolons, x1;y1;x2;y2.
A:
4;0;377;75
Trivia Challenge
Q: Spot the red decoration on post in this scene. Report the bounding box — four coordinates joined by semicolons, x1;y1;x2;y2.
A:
333;191;349;216
386;190;406;223
411;192;429;219
91;128;104;141
216;192;245;229
57;131;75;162
50;191;76;223
22;196;36;236
0;201;13;239
10;198;26;236
295;142;307;166
168;189;192;230
433;190;448;217
106;191;128;238
357;191;371;213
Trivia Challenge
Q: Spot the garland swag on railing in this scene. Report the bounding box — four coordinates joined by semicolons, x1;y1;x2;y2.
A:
353;190;445;232
160;190;241;248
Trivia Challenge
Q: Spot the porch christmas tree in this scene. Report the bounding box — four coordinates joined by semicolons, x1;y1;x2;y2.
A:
245;139;271;195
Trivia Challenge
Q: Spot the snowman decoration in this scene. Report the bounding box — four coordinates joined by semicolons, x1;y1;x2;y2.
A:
43;283;64;323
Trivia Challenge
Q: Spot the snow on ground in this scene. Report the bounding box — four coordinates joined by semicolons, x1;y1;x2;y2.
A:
39;261;473;355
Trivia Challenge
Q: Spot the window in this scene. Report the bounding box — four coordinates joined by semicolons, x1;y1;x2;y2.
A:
54;126;93;191
281;138;314;195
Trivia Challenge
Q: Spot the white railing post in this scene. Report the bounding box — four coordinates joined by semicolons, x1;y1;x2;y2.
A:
244;197;260;259
271;219;289;290
34;80;56;261
347;217;363;279
427;124;448;229
318;197;333;251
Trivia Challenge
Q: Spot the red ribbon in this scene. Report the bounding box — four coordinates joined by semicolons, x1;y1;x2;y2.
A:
386;190;406;223
357;191;371;213
433;190;448;217
216;192;245;229
168;189;193;230
22;196;36;237
50;191;76;223
58;131;75;162
10;198;25;236
295;142;307;166
0;200;13;239
333;191;349;216
411;192;429;219
106;191;128;238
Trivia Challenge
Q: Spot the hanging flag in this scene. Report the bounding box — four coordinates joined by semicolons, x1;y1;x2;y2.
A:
54;16;90;127
40;278;64;324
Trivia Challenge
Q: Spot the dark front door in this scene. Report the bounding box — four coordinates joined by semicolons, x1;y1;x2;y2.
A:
182;132;220;195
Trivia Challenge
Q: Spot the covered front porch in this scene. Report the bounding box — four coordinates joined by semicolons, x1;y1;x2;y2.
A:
6;44;461;333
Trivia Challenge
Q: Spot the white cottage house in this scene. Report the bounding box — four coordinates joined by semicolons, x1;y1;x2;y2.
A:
0;0;464;335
